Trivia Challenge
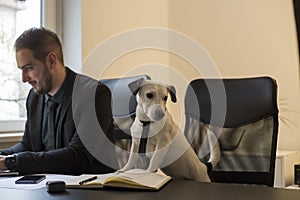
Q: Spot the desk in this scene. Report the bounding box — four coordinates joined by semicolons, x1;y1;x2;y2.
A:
0;180;299;200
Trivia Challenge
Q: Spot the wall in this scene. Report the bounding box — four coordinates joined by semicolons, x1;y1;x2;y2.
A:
81;0;300;151
82;0;169;78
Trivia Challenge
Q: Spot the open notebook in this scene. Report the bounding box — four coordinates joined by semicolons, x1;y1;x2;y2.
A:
66;169;171;190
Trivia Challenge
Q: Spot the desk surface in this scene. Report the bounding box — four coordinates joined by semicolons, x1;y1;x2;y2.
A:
0;180;299;200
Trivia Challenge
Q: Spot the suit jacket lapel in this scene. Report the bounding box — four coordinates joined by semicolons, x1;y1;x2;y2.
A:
55;68;76;148
33;95;45;151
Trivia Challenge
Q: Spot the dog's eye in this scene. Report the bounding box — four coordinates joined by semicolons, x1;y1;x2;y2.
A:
164;96;168;101
146;93;153;99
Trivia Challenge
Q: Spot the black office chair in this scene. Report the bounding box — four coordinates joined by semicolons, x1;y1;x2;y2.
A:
184;77;279;187
100;75;151;168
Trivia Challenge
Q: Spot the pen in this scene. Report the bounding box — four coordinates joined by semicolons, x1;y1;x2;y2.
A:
79;176;97;185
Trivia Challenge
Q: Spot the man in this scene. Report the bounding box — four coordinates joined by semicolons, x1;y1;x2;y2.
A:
0;27;116;175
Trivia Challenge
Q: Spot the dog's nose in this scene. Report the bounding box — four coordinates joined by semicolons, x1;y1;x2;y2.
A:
155;109;165;120
149;104;165;121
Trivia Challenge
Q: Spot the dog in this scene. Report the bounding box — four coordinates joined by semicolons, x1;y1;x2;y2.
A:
120;78;220;182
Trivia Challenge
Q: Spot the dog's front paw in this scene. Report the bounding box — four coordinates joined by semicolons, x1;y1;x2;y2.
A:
119;165;132;172
146;166;159;172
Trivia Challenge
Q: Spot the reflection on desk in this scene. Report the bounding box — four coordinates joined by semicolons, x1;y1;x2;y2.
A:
286;185;300;190
0;180;299;200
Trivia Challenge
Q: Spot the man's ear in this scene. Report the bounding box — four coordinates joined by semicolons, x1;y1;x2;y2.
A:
47;52;56;67
167;85;177;103
128;78;145;95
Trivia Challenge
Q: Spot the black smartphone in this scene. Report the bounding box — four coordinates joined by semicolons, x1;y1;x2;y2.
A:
15;175;46;184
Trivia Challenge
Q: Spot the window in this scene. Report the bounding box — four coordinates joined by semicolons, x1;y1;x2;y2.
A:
0;0;41;133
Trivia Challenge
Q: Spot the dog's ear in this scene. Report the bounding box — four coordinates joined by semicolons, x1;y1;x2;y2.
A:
128;78;145;95
167;85;177;103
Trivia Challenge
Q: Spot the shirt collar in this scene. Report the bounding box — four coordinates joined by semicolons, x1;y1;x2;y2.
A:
44;67;71;104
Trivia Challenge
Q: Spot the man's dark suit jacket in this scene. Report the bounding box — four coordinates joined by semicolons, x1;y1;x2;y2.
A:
0;68;116;175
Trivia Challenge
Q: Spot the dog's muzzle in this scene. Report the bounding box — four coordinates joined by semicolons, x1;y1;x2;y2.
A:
148;104;165;121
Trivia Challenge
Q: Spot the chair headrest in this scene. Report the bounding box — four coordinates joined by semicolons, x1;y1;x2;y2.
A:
185;77;278;127
100;75;151;118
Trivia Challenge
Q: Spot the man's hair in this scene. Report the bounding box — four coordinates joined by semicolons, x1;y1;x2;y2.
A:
14;27;64;65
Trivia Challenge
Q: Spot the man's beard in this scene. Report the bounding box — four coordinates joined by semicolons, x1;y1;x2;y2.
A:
34;70;52;94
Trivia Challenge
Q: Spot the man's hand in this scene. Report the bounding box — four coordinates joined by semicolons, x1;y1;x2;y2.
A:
0;156;7;170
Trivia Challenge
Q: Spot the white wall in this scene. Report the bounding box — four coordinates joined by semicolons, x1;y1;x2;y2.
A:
80;0;300;151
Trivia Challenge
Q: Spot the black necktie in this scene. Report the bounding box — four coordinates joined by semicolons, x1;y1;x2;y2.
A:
47;99;58;149
138;121;151;154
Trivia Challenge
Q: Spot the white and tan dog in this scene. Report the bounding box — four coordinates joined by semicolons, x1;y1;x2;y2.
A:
120;78;218;182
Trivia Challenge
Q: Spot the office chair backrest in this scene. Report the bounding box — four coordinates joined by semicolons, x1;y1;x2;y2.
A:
184;77;279;186
100;75;151;168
